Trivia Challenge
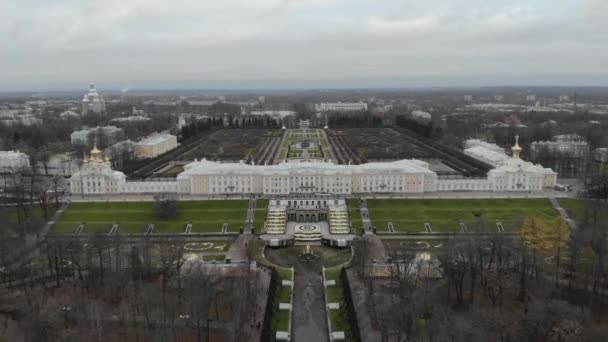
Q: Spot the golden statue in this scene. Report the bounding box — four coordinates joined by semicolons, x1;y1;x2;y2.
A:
304;244;313;256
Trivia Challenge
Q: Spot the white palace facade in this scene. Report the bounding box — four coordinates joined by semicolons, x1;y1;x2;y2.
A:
70;137;557;196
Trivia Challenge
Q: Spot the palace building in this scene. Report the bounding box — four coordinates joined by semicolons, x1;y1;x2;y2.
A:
70;136;557;196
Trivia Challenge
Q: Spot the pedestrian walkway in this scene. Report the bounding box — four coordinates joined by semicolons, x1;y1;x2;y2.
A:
39;202;70;239
549;197;578;230
292;263;329;342
228;232;254;262
244;198;257;234
359;198;373;234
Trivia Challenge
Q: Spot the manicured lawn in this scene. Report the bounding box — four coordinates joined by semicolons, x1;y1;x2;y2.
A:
367;198;560;233
324;267;355;341
202;255;226;262
52;200;248;234
248;240;293;334
346;199;362;231
254;199;269;233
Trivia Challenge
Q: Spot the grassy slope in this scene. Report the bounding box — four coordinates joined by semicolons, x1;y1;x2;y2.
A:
53;200;248;234
346;199;362;232
367;198;560;233
324;267;354;341
249;240;292;333
254;199;269;233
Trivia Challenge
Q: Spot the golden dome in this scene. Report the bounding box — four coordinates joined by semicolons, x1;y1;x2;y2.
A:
512;135;522;158
90;142;104;162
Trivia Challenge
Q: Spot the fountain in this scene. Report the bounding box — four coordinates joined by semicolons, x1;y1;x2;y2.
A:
300;244;319;263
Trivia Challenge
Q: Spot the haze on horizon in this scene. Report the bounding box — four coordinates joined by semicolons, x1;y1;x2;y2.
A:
1;0;607;91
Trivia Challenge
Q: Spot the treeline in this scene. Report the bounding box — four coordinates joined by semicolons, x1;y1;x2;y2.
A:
395;115;442;139
179;116;280;140
327;112;382;127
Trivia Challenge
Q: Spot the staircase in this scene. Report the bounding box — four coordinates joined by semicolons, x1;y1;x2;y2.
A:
265;207;287;234
328;207;349;234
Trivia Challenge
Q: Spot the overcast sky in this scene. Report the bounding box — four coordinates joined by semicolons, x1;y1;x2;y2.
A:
1;0;607;91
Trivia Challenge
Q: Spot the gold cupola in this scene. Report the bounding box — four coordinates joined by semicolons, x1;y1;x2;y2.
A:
512;134;522;159
90;142;103;163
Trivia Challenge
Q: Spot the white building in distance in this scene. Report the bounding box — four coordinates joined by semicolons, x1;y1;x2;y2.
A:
82;83;106;115
464;146;510;168
411;110;432;122
463;139;510;167
59;110;80;120
464;139;505;153
315;102;368;112
0;151;30;171
70;129;92;146
70;126;125;147
134;133;178;159
70;136;557;196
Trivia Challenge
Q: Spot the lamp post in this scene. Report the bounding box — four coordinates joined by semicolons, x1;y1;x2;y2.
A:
62;304;72;329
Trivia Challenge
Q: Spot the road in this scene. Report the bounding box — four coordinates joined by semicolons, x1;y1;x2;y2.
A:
292;264;329;342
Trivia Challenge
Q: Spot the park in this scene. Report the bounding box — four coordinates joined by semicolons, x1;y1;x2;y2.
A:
1;192;606;342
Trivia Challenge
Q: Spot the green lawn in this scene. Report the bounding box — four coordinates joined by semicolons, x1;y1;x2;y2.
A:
52;200;248;234
254;199;269;233
324;267;355;341
248;240;293;333
346;199;362;231
367;198;560;233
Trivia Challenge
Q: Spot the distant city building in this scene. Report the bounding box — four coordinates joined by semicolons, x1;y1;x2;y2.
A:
463;139;509;167
59;110;80;120
464;95;473;102
411;110;432;122
110;116;152;124
299;120;310;129
132;107;145;115
0;150;30;171
25;100;47;107
559;95;570;102
530;134;590;178
464;146;510;167
0;107;43;127
143;100;178;106
315;102;368;112
494;94;504;101
464;139;505;153
526;94;536;101
82;83;106;115
70;129;92;146
187;100;217;106
134;133;178;159
70;126;124;147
